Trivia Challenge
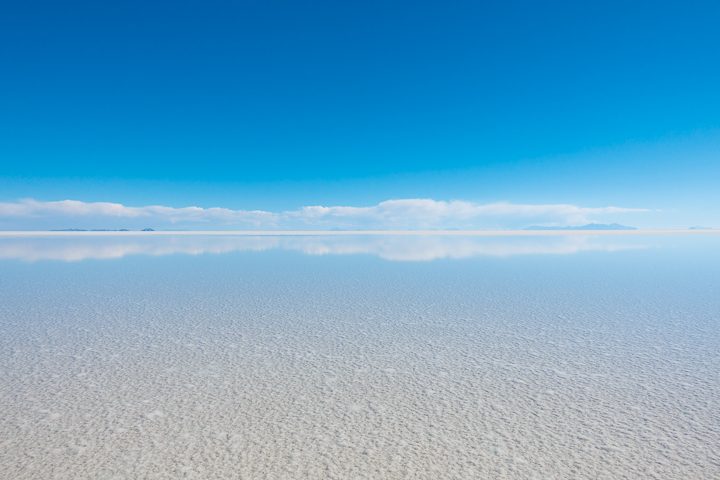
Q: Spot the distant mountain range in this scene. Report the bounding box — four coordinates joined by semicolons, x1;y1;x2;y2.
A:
51;228;155;232
525;223;637;231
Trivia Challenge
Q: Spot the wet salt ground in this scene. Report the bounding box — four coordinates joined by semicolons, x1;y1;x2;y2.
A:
1;235;719;479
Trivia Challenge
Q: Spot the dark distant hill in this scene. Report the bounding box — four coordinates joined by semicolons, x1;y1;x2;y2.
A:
525;223;637;231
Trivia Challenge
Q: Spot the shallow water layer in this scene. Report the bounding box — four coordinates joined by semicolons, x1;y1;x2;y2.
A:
1;234;719;479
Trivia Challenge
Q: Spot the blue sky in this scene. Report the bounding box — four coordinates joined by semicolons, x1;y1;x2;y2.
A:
1;0;719;229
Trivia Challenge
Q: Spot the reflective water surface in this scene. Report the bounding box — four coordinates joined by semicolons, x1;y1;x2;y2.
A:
1;234;718;479
0;232;651;262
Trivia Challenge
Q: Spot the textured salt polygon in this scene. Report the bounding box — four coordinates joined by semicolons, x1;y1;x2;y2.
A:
0;236;719;479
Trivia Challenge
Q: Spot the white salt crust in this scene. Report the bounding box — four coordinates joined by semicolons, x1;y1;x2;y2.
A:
0;236;718;479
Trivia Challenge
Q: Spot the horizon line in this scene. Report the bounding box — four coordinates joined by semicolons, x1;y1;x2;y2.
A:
0;229;718;237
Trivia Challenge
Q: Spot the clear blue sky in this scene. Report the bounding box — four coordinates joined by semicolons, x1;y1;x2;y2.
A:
1;0;719;227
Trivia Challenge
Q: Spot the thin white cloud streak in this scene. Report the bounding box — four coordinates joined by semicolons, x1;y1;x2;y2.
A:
0;198;648;229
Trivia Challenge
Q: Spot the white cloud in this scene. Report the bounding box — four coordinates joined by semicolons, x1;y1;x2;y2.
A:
0;198;648;230
289;199;646;228
0;199;278;227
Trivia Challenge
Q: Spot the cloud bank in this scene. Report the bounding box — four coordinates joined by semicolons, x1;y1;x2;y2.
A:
0;198;647;230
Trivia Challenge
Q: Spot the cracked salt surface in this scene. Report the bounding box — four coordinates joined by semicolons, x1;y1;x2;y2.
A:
0;235;719;479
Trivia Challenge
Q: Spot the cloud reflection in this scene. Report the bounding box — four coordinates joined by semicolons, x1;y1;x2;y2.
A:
0;234;645;262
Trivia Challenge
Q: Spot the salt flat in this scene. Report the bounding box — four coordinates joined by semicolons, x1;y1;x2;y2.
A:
0;234;718;479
